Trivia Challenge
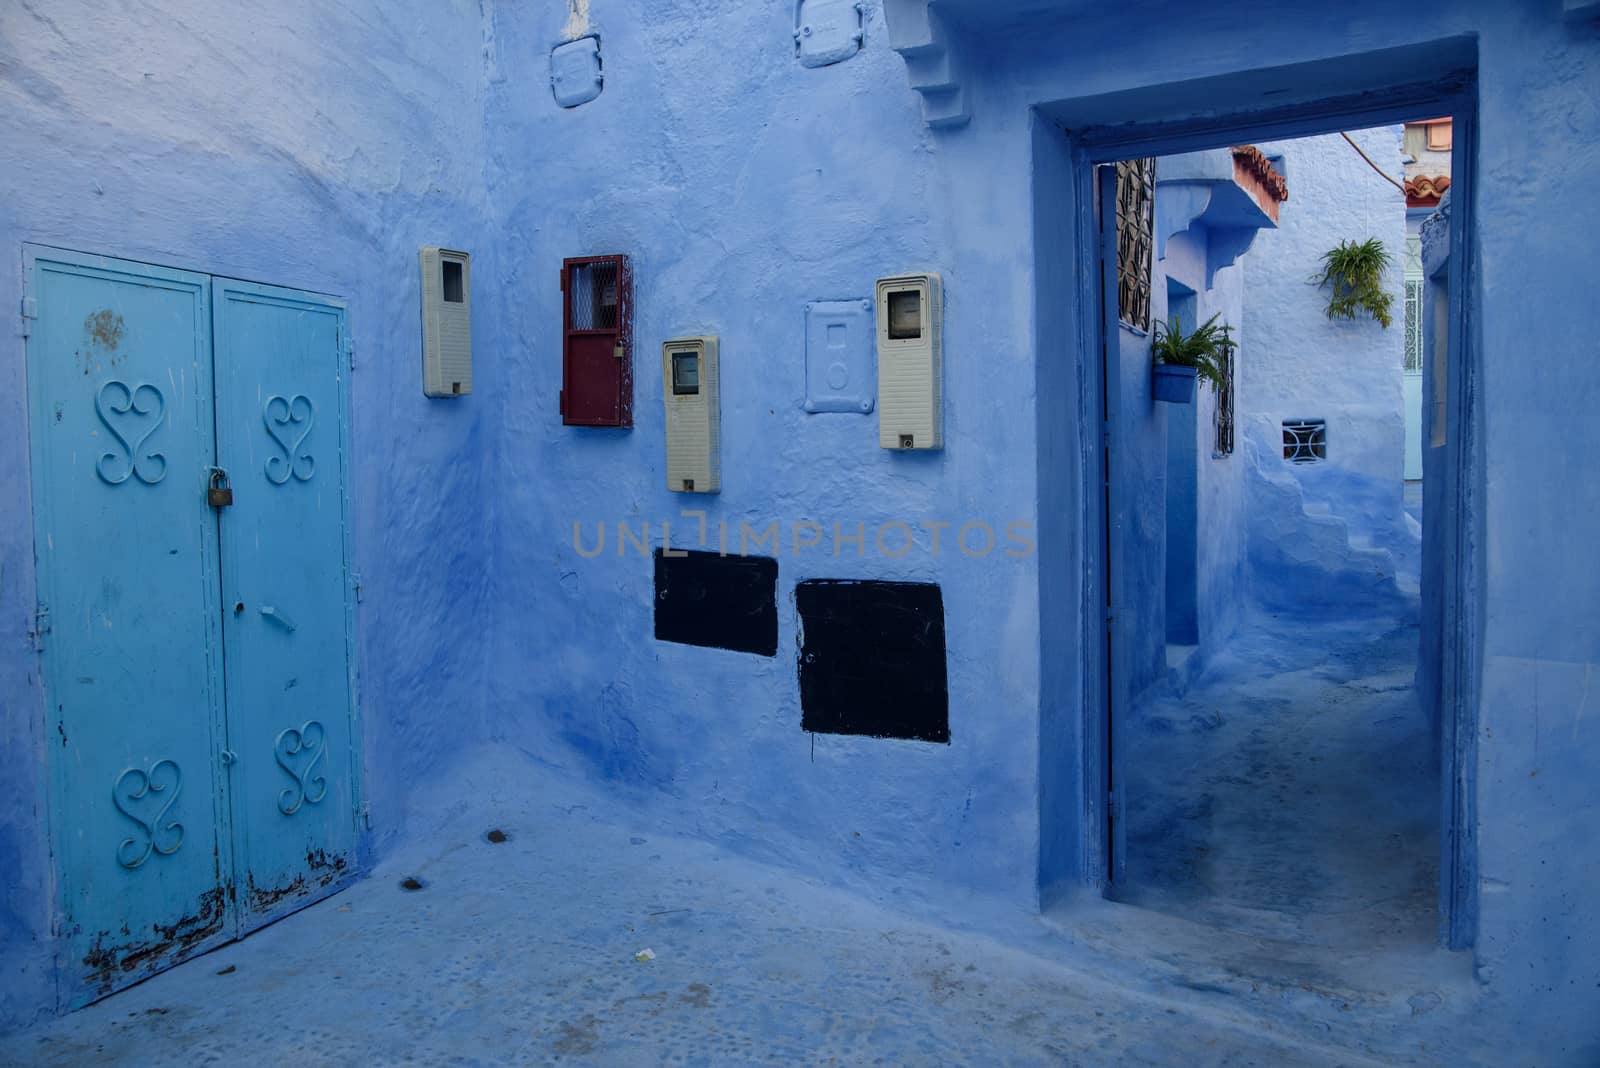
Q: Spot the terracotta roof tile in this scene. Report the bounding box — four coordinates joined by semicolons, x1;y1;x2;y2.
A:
1405;174;1451;207
1231;145;1289;202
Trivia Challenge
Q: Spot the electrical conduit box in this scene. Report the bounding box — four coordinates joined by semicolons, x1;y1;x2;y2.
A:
420;246;472;397
662;336;720;493
551;36;603;108
795;0;863;67
876;273;942;449
561;255;633;427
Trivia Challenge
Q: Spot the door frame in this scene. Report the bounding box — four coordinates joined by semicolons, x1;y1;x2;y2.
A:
1039;57;1480;948
21;244;363;1003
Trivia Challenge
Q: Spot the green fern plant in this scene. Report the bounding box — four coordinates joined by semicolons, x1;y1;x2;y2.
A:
1151;313;1232;390
1315;237;1393;327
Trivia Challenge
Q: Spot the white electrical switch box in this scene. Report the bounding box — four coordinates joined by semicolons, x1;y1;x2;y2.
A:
420;246;472;397
662;335;720;493
876;273;942;449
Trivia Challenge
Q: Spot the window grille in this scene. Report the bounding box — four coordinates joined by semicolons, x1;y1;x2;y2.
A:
1404;279;1424;373
568;260;619;330
1214;341;1235;457
1282;419;1327;463
1115;158;1155;331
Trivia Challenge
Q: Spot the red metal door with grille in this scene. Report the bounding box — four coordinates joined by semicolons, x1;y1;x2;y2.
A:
560;255;633;427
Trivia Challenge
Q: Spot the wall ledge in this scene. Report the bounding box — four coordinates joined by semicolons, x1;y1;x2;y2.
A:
882;0;971;128
1156;147;1284;287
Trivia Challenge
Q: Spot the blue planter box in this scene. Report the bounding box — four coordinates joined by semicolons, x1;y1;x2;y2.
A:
1153;363;1198;404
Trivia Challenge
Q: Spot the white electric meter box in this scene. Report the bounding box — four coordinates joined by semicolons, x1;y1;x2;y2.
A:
875;273;943;449
420;246;472;397
662;335;720;493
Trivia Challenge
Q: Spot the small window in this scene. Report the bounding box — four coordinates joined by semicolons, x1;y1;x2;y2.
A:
1426;120;1452;151
671;351;699;395
442;260;464;303
1115;157;1156;331
1213;341;1235;457
1283;419;1327;463
1404;280;1425;373
887;290;922;339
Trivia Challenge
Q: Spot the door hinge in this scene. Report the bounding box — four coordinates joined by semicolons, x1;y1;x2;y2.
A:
20;296;36;337
341;327;355;371
359;801;371;830
30;601;50;651
559;389;566;416
351;572;364;604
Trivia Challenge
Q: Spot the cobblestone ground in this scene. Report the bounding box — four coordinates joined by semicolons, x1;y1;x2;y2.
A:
2;768;1399;1067
3;604;1497;1067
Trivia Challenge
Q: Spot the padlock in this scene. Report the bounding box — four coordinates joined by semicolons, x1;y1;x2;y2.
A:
208;469;233;508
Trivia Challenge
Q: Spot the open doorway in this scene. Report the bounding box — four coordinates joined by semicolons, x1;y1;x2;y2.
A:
1109;125;1462;952
1035;52;1480;1023
1115;126;1438;951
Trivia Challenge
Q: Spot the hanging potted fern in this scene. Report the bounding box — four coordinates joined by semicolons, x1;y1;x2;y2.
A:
1151;313;1230;404
1315;237;1394;327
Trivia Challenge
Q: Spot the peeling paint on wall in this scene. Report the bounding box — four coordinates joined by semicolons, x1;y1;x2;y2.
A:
563;0;590;40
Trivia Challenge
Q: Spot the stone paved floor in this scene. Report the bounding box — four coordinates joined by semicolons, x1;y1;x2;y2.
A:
1119;608;1438;953
1072;603;1479;1063
2;770;1408;1066
2;605;1494;1066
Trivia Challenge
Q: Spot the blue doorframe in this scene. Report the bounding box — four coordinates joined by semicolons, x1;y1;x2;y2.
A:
1036;52;1481;949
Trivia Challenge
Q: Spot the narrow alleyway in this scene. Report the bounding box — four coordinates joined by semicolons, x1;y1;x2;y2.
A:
1048;601;1476;1059
1118;607;1437;951
1036;604;1472;1061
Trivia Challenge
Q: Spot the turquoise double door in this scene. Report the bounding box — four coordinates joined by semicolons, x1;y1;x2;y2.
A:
24;248;358;1007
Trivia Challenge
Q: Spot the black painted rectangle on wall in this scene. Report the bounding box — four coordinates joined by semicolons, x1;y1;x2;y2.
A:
796;579;948;744
654;549;778;656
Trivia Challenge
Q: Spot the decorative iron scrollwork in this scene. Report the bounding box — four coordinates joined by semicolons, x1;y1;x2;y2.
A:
274;720;328;815
1214;341;1235;457
1115;157;1156;332
113;760;184;869
95;381;168;485
263;394;315;484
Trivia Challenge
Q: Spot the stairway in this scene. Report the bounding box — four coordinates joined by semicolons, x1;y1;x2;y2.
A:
1245;442;1418;615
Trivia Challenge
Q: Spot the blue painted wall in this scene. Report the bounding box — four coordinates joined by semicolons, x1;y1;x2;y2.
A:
0;1;495;1027
1241;128;1416;593
481;1;1043;907
1245;129;1409;487
1152;220;1249;661
1;0;1597;1058
1419;194;1453;743
1032;119;1089;905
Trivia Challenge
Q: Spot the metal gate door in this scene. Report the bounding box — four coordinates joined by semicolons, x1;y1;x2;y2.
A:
24;248;234;1006
211;278;358;928
26;250;359;1005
